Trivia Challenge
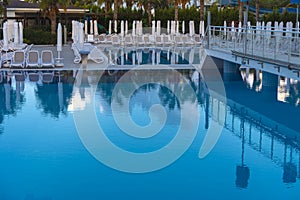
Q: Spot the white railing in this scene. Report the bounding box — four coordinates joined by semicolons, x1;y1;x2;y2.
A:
208;25;300;67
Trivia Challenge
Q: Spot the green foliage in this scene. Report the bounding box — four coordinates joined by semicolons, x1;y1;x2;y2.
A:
249;0;290;9
91;8;146;33
24;28;56;45
262;10;298;24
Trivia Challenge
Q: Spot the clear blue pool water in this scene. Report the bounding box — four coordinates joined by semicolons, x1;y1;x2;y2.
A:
0;67;300;200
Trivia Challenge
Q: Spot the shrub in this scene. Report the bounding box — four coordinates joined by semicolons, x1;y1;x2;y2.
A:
24;28;56;45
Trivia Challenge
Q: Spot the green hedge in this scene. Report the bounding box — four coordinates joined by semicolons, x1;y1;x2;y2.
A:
262;10;298;24
23;28;56;45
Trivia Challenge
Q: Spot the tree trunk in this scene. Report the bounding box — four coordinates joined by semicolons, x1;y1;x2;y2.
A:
182;2;186;10
3;0;8;21
50;8;57;35
113;0;118;21
238;0;243;23
175;0;178;21
126;0;132;8
147;1;152;26
256;0;260;22
104;2;109;17
200;0;204;21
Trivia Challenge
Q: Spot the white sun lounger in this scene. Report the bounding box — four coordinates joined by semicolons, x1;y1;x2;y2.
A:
174;35;183;45
155;35;163;46
106;35;112;44
162;35;172;46
71;43;81;64
98;34;106;43
10;50;26;68
193;35;202;45
41;50;55;68
143;35;151;46
1;51;14;65
182;35;194;45
136;35;144;46
112;35;120;46
124;35;133;46
26;50;40;68
88;47;105;64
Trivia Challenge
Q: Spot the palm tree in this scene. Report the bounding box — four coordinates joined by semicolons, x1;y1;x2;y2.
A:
174;0;189;21
0;0;9;21
113;0;118;21
107;0;113;17
125;0;134;8
137;0;153;26
146;0;152;26
96;0;111;17
200;0;204;21
238;0;243;22
256;0;260;22
180;0;189;9
175;0;179;21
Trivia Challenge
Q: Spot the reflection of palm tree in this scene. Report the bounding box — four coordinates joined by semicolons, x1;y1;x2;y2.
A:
138;83;157;93
97;70;197;111
159;85;180;110
158;73;197;110
97;75;116;105
35;74;74;118
0;75;26;134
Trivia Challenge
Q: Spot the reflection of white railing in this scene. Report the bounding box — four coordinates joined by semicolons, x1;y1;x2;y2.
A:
208;26;300;67
205;92;300;177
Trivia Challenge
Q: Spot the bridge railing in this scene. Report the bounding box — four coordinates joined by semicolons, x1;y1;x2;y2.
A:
208;25;300;67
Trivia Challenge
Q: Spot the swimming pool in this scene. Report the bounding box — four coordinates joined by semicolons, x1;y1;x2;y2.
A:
0;65;299;199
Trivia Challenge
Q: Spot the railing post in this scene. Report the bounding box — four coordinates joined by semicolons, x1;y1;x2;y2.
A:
262;30;265;58
288;35;292;63
275;32;279;60
251;28;254;56
207;11;211;49
227;27;229;50
274;34;276;60
213;26;216;44
243;10;248;55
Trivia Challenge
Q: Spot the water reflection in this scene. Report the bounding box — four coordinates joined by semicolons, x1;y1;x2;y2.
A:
103;47;198;66
283;142;298;184
235;113;250;189
0;71;75;124
0;67;300;189
239;66;300;106
35;71;74;118
220;66;300;187
96;70;196;114
0;72;26;134
77;68;300;187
